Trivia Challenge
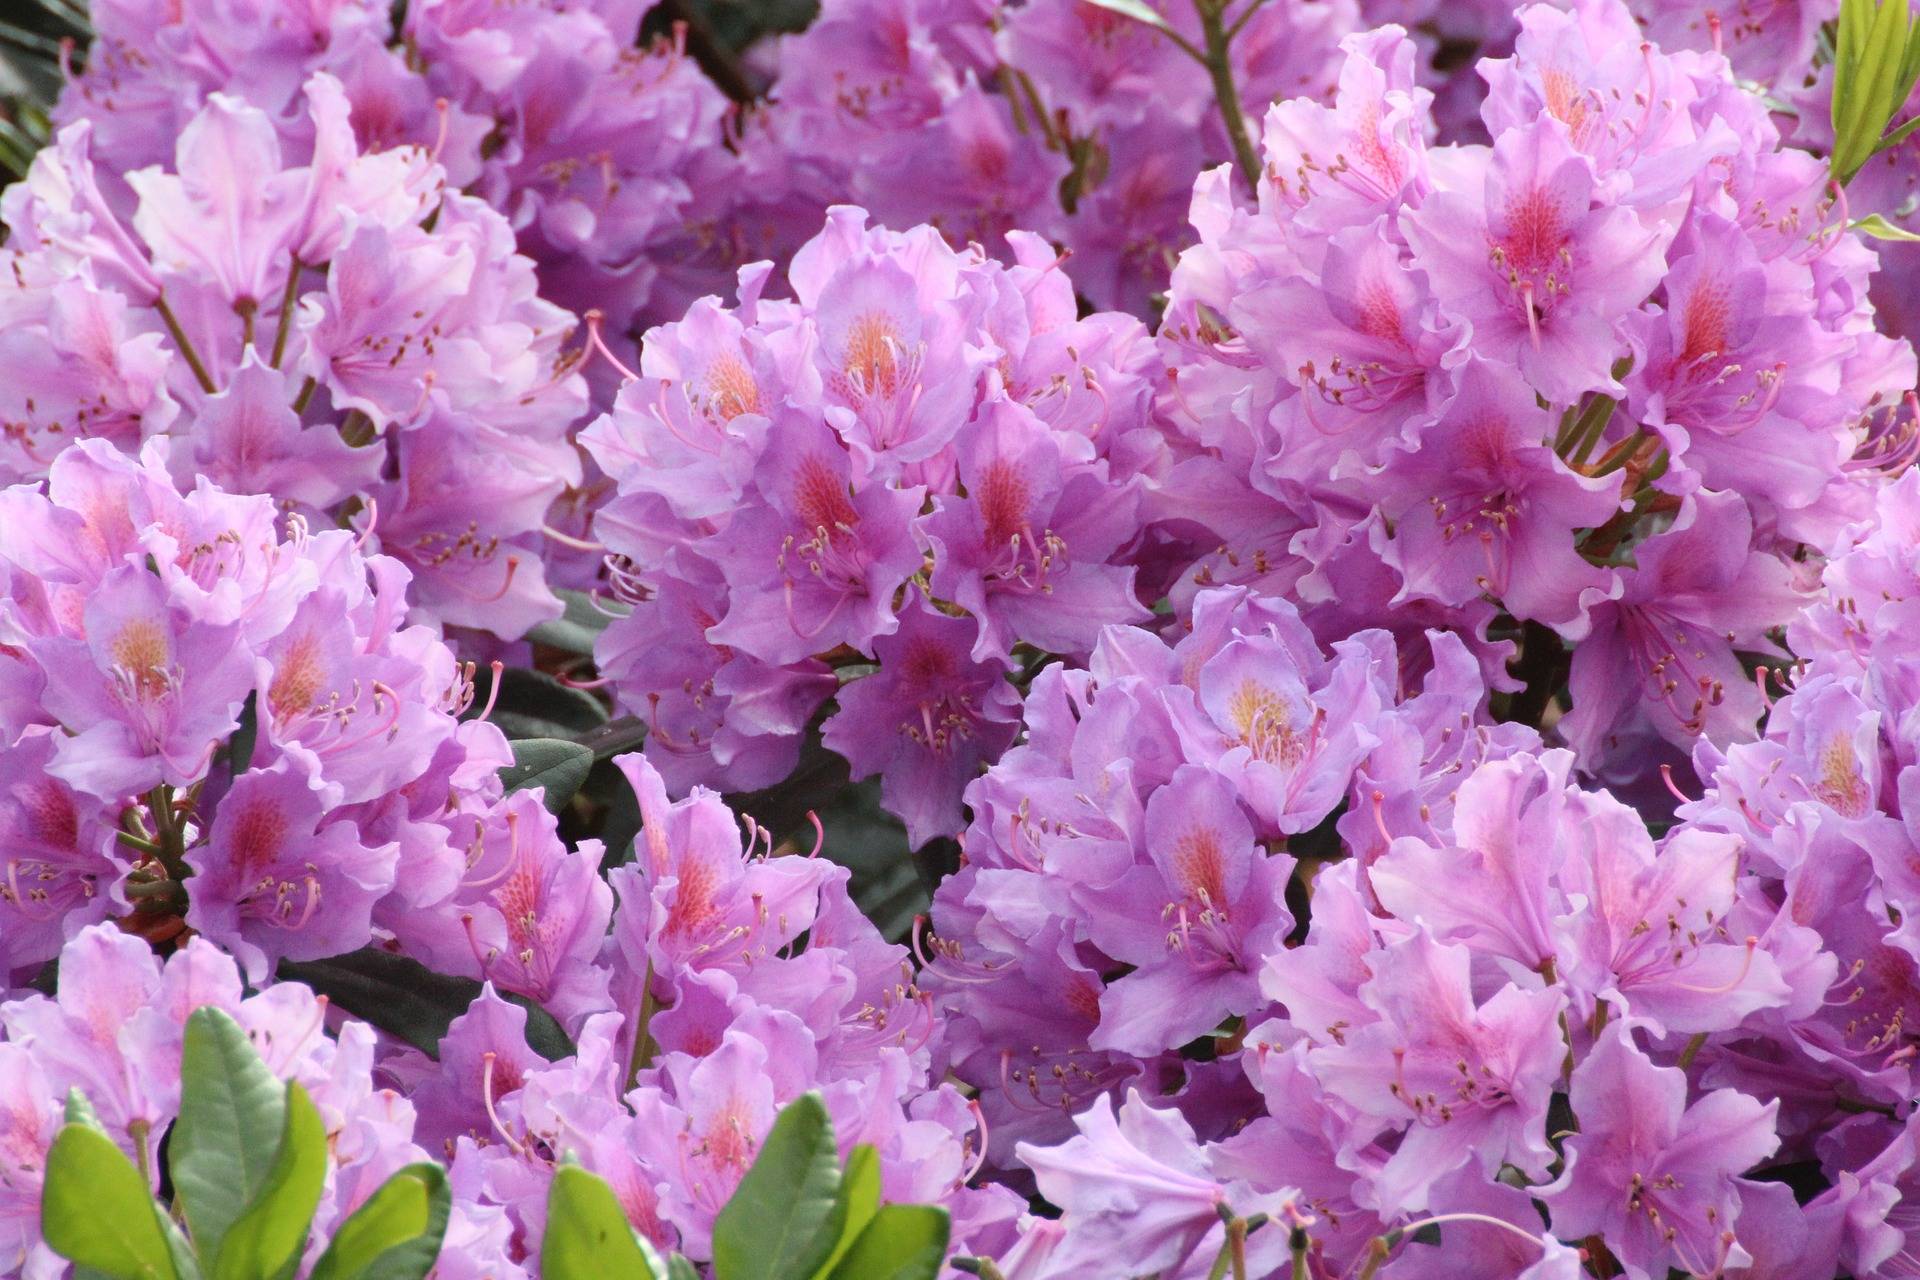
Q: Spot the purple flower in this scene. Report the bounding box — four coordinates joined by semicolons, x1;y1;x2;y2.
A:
924;398;1149;664
1543;1023;1779;1280
707;407;927;667
1083;765;1293;1056
1403;117;1670;401
1018;1091;1296;1278
184;762;399;980
1376;357;1621;633
821;593;1021;847
1310;930;1567;1213
1562;490;1806;763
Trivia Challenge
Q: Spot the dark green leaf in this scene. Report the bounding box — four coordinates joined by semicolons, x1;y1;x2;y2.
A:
711;1093;844;1280
825;1206;951;1280
501;738;594;812
40;1124;180;1280
227;692;259;775
466;667;608;741
172;1008;287;1263
309;1163;451;1280
209;1082;328;1280
525;588;623;656
279;949;574;1061
540;1165;663;1280
574;715;648;761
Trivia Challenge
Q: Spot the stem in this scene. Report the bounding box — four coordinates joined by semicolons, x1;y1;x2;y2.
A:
1195;0;1262;191
129;1119;152;1190
1676;1031;1709;1071
1503;620;1567;731
293;376;318;415
236;298;256;352
1288;1224;1308;1280
1225;0;1272;40
153;294;219;395
622;960;660;1091
269;255;304;369
338;409;376;447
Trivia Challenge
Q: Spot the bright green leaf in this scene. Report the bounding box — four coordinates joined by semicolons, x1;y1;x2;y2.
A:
711;1093;845;1280
500;738;594;813
40;1124;179;1280
308;1164;451;1280
810;1145;882;1280
1078;0;1171;30
1854;212;1920;240
172;1007;288;1263
540;1165;663;1280
209;1082;328;1280
825;1206;951;1280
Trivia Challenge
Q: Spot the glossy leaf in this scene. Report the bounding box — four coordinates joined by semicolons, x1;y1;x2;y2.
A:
40;1123;179;1280
711;1093;844;1280
500;737;594;813
825;1206;951;1280
172;1007;288;1263
208;1082;328;1280
467;666;609;741
540;1165;664;1280
308;1163;451;1280
280;948;574;1061
810;1145;881;1279
526;587;623;656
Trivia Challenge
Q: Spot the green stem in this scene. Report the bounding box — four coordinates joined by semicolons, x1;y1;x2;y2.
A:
623;960;660;1091
293;376;318;415
236;298;256;352
269;255;304;369
339;409;376;447
1196;0;1262;192
1288;1224;1309;1280
1676;1031;1709;1071
153;294;219;395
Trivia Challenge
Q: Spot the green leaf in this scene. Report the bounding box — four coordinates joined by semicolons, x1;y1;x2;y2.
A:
810;1145;881;1279
500;737;594;812
1078;0;1171;30
40;1124;179;1280
525;588;624;656
279;949;574;1062
540;1165;663;1280
1854;212;1920;240
825;1206;951;1280
227;691;259;775
466;666;609;741
308;1163;451;1280
172;1008;288;1263
209;1082;328;1280
711;1093;845;1280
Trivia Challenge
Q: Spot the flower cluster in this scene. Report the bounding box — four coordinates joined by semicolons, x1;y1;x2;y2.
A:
0;441;529;989
0;925;482;1280
56;0;779;340
924;568;1920;1277
584;206;1165;845
3;73;589;638
385;753;1022;1264
758;0;1360;314
1154;0;1916;791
